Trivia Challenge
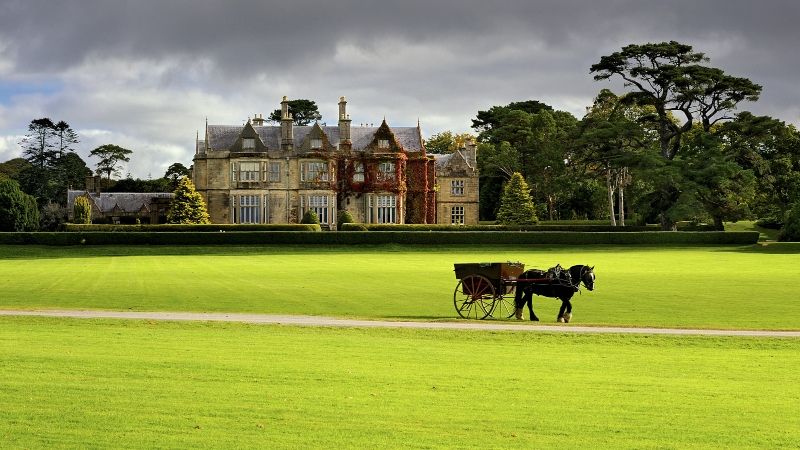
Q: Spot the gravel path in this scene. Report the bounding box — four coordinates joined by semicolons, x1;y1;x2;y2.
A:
2;309;799;337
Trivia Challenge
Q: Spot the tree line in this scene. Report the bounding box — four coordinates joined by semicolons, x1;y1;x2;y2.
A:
0;118;194;230
430;41;799;239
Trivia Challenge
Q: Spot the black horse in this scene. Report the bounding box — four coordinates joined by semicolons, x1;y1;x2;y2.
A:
513;265;595;322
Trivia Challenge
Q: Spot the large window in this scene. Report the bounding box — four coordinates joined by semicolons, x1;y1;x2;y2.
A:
238;162;259;182
301;161;329;182
236;195;260;223
269;162;281;182
242;138;255;150
377;161;395;182
307;195;329;225
451;180;465;196
451;205;465;225
376;195;396;224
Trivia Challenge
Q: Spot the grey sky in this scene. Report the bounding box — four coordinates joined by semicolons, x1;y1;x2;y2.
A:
1;0;798;178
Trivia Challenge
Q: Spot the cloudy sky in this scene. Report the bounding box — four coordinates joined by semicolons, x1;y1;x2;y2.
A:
1;0;798;178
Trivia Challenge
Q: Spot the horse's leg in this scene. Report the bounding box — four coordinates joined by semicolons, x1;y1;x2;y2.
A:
563;300;572;323
526;291;538;321
557;301;567;322
513;286;524;320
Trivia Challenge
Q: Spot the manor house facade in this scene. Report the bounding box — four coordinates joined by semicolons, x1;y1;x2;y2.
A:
192;97;478;228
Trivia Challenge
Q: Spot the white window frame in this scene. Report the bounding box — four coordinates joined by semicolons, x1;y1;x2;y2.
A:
242;138;255;150
451;205;465;225
353;162;364;183
376;194;396;224
301;161;329;182
377;161;395;182
311;138;323;149
238;194;261;223
451;179;465;196
238;161;259;182
378;139;389;149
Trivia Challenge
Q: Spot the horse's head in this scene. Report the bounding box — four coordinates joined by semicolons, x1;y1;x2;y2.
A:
581;265;595;291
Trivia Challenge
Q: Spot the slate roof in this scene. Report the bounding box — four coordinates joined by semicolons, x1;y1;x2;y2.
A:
68;191;174;214
205;124;423;153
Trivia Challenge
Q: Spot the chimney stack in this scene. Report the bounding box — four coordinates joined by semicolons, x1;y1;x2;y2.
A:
338;96;352;149
280;96;294;150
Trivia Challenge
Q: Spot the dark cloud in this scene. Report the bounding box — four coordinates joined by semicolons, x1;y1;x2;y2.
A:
1;0;798;176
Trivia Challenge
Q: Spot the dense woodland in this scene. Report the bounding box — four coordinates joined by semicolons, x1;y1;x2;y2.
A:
2;41;799;238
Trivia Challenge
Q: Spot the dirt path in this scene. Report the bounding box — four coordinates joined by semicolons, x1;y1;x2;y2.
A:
2;309;799;337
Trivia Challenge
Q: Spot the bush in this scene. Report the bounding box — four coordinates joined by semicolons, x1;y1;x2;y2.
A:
497;173;538;225
756;217;784;230
40;202;69;231
778;204;800;242
339;223;716;232
0;178;39;231
167;177;210;224
63;223;321;232
337;210;355;230
301;210;320;225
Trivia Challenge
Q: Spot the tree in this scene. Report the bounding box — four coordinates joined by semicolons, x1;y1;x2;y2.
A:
778;203;800;242
0;158;32;181
90;144;133;183
167;177;210;224
19;118;57;168
424;131;475;154
496;172;537;225
268;99;322;125
591;41;761;229
73;196;93;224
590;41;761;160
53;121;79;159
164;162;191;187
0;178;39;231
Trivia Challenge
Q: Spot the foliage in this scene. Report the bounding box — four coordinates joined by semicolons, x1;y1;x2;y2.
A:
424;131;475;154
19;118;57;168
90;144;133;182
496;172;538;225
73;196;93;224
778;203;800;242
164;163;191;188
268;99;322;125
63;223;320;232
0;178;39;231
106;177;172;193
301;209;320;225
336;209;355;230
39;202;69;231
167;177;210;224
591;41;761;160
0;158;32;181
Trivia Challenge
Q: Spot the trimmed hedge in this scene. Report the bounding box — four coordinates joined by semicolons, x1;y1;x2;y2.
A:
340;223;717;232
0;231;759;246
64;223;321;232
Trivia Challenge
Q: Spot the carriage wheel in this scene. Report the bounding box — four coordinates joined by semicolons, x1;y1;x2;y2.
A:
454;275;496;319
490;292;516;320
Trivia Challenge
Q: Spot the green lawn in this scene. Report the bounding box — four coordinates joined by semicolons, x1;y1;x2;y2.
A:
1;316;797;449
1;244;799;330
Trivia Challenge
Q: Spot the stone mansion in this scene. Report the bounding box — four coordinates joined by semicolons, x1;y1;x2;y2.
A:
192;97;478;228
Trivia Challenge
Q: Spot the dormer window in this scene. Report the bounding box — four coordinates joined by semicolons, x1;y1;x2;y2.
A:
242;138;255;150
378;139;389;149
311;138;323;149
377;161;396;182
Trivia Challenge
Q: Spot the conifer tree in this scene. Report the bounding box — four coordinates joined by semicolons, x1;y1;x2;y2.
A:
73;196;93;224
167;177;210;224
496;172;538;225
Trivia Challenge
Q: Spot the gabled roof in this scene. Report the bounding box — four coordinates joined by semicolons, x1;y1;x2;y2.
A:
205;124;424;153
67;191;174;214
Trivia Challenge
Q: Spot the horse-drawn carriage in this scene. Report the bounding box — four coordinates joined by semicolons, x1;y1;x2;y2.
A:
453;261;595;321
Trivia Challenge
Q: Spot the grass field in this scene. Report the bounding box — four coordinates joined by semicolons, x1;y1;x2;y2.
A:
1;244;799;330
1;316;798;449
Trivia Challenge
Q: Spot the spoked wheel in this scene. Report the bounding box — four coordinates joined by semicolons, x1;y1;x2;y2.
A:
454;275;496;319
490;291;516;320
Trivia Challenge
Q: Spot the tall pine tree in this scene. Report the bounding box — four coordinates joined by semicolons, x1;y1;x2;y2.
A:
167;177;210;224
496;172;538;225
